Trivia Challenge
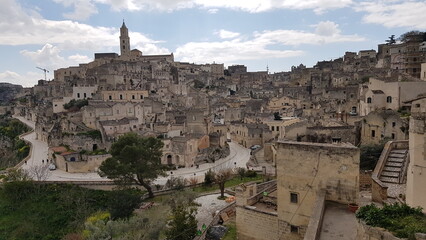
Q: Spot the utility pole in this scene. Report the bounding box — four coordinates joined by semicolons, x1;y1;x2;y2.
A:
36;67;49;80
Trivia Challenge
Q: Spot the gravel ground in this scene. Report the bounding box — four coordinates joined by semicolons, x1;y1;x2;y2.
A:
194;193;232;230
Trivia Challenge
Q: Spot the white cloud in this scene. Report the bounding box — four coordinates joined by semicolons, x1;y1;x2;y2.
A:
207;8;218;14
175;39;304;64
20;44;92;71
94;0;194;12
0;71;44;87
194;0;352;13
49;0;353;18
315;21;340;36
216;30;241;39
175;21;364;64
53;0;98;21
355;1;426;29
20;44;65;70
68;54;92;64
0;0;169;54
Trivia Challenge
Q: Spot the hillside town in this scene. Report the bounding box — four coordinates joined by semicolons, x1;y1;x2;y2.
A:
1;22;426;240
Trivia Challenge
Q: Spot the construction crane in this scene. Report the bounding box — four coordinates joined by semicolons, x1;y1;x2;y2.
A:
36;67;49;80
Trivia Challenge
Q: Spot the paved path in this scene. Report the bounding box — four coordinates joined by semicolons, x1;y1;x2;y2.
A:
154;142;251;185
13;115;251;184
14;115;107;181
194;193;232;230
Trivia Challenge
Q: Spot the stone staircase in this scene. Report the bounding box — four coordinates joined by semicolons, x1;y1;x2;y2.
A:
379;149;408;184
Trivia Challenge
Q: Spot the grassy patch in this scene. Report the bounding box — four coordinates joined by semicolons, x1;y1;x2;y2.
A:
0;182;143;240
222;221;237;240
192;175;263;193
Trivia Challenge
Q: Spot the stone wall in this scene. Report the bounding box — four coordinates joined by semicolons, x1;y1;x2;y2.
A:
236;206;278;240
276;141;360;239
55;154;110;173
356;220;402;240
360;170;372;190
306;126;357;145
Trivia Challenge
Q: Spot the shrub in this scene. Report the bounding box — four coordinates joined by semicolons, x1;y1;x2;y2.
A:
237;167;246;180
204;169;215;187
107;189;143;220
245;170;257;178
356;203;426;239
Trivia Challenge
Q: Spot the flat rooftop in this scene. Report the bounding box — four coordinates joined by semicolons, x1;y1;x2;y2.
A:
319;201;357;240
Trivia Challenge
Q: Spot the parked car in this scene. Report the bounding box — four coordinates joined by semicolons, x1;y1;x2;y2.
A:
48;164;56;170
249;145;261;150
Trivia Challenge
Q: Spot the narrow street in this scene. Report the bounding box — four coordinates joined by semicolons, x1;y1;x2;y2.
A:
13;115;251;183
153;142;251;185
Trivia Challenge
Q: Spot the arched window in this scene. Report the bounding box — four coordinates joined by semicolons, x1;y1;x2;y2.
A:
367;97;372;103
386;96;392;103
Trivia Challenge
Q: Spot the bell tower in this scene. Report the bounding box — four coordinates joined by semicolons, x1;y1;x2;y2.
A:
120;20;130;56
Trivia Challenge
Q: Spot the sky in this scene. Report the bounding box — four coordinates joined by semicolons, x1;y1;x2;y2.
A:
0;0;425;87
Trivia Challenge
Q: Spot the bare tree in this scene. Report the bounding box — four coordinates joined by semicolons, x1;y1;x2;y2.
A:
214;168;233;198
29;164;51;181
188;176;198;186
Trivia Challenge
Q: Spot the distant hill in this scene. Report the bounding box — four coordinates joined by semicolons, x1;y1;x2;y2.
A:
0;82;23;105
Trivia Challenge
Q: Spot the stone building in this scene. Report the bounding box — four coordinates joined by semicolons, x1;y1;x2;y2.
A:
406;97;426;213
236;141;360;240
267;96;301;113
359;77;426;116
161;134;209;167
360;110;408;145
102;90;148;102
230;123;272;148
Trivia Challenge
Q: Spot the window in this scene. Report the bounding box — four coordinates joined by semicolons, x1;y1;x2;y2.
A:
77;93;80;98
272;126;275;131
387;96;392;103
392;122;396;127
84;93;87;98
416;104;420;108
392;133;395;139
290;192;298;203
371;130;376;138
132;95;135;99
290;225;299;233
140;95;144;99
109;95;112;100
119;94;123;100
367;97;372;103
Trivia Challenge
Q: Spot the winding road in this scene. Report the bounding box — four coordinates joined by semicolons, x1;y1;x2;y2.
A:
13;115;251;183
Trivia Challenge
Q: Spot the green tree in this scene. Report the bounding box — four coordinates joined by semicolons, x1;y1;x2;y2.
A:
360;143;385;170
237;167;246;180
98;133;165;198
107;189;143;220
204;169;215;187
165;204;198;240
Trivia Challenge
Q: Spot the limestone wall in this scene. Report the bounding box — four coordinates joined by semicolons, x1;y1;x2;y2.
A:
276;141;359;238
236;206;278;240
356;220;401;240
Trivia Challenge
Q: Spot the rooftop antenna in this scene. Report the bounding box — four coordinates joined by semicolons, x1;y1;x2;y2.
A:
36;67;49;81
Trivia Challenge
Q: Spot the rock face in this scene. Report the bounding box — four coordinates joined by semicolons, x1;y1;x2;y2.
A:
0;82;23;104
